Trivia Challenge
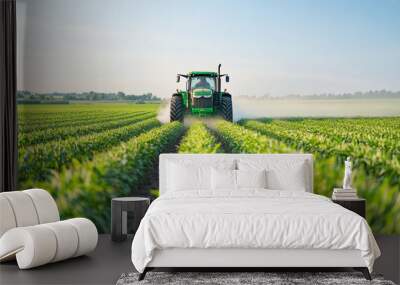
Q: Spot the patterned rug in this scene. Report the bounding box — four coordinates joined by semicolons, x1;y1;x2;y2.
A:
117;271;396;285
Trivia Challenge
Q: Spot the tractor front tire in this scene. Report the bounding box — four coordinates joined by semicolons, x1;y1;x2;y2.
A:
221;96;233;122
170;95;184;122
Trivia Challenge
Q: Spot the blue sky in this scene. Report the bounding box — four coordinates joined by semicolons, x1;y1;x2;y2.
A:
17;0;400;97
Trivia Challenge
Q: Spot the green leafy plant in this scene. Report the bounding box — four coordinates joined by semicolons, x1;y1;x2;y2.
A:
20;111;140;133
19;112;154;146
19;118;160;185
239;118;400;234
178;121;222;153
41;122;184;232
241;119;400;185
215;120;292;153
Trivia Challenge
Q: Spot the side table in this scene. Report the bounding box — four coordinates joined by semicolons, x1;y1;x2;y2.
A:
111;197;150;242
332;198;366;218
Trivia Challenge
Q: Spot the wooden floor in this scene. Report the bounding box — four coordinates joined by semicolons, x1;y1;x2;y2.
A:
0;234;399;285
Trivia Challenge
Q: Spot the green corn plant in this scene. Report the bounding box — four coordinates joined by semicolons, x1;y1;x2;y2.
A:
178;121;222;153
39;122;184;232
215;120;292;153
18;118;161;185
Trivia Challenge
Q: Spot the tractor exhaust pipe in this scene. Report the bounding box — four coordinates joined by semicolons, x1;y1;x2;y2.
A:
217;64;222;93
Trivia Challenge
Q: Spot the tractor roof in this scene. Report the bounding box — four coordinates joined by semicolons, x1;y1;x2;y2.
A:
188;71;218;77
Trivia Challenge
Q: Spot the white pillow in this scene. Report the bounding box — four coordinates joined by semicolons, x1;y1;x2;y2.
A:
211;169;268;191
168;162;210;191
238;159;308;191
266;164;306;191
167;159;236;192
236;169;267;189
211;168;236;190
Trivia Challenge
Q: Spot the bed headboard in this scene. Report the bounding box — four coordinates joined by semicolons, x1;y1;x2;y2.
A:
159;153;314;195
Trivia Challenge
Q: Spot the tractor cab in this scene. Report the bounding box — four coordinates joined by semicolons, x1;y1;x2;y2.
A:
171;64;232;122
188;72;217;91
185;72;218;115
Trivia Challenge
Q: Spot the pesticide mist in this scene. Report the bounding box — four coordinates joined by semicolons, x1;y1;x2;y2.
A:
233;97;400;119
157;97;400;125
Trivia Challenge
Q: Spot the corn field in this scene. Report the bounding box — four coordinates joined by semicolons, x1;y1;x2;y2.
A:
18;104;400;234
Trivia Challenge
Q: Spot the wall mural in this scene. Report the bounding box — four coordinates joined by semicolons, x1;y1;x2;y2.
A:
17;0;400;233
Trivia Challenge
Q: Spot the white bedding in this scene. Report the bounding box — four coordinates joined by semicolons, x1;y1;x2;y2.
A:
131;190;380;273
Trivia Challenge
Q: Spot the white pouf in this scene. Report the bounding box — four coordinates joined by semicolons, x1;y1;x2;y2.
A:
0;189;98;269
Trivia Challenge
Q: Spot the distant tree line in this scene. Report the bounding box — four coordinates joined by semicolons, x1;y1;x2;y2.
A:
17;91;161;103
238;90;400;100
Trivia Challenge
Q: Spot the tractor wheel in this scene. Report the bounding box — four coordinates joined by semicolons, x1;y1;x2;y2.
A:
221;96;233;122
170;95;184;122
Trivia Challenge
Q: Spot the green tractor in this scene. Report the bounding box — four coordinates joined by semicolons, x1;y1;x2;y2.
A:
170;64;233;122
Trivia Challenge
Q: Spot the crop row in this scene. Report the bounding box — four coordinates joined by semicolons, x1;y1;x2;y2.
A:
215;120;292;153
262;118;400;155
241;120;400;185
18;118;160;185
42;122;184;232
18;109;99;118
19;112;155;146
178;122;222;153
18;110;104;126
18;104;158;125
19;111;146;133
239;120;400;233
213;120;399;234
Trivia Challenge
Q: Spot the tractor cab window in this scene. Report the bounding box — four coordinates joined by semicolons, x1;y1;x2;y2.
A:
190;76;216;90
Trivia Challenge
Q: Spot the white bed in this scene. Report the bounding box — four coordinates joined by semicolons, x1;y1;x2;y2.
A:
131;154;380;280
